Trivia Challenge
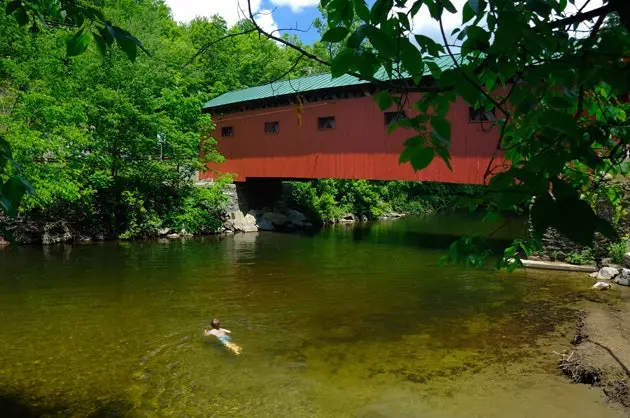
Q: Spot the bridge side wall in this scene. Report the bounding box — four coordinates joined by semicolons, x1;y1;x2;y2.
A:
201;93;503;184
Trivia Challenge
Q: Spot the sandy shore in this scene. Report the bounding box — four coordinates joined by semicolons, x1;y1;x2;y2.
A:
558;285;630;412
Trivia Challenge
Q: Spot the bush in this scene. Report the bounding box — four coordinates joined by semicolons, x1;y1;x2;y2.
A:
608;239;628;265
289;179;486;223
167;183;229;235
119;190;162;240
567;249;595;265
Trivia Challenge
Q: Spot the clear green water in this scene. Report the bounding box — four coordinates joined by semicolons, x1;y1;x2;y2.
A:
0;215;623;417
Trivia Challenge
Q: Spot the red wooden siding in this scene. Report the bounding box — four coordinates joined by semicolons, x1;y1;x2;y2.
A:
201;93;504;184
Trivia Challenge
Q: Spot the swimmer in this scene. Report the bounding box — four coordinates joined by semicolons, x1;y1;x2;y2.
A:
204;318;242;355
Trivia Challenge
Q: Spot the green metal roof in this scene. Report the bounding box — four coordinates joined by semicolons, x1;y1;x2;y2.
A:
203;56;455;110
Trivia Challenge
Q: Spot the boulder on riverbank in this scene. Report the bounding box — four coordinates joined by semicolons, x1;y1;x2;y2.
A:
339;213;358;223
614;269;630;286
223;211;258;233
262;212;290;227
590;266;620;281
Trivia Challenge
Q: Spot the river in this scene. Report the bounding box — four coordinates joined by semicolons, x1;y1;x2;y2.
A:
0;215;624;417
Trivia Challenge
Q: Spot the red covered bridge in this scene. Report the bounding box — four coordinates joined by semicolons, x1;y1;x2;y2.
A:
201;60;503;185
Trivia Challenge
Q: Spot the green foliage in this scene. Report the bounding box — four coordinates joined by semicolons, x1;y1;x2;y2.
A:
118;190;162;240
290;179;484;223
314;0;630;269
0;0;309;242
167;182;230;235
608;238;628;265
566;249;595;266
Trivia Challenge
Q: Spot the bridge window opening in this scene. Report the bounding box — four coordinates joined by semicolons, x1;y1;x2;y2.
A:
264;121;279;134
221;126;234;137
468;107;496;122
318;116;335;130
384;111;406;126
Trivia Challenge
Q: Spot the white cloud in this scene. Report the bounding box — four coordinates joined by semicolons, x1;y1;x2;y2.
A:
399;0;604;44
165;0;278;34
270;0;319;13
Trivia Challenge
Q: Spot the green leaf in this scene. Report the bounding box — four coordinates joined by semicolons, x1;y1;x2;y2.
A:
0;176;32;218
462;3;475;23
98;26;114;46
370;0;393;24
0;135;11;173
431;132;453;170
347;24;368;48
363;25;395;55
322;27;350;42
431;115;451;139
400;145;435;171
410;0;423;16
414;34;444;56
400;38;424;76
5;0;21;16
92;32;107;57
66;29;90;57
353;0;371;21
374;91;393;110
438;0;457;13
455;75;481;105
331;48;355;77
14;5;28;25
467;0;484;14
116;37;137;62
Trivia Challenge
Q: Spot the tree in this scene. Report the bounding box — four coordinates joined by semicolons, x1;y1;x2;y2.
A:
241;0;630;268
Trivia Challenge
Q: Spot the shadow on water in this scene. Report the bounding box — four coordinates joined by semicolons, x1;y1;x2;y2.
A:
0;390;133;418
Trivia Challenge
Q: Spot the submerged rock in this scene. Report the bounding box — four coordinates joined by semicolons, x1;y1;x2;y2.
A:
166;233;181;239
591;281;612;290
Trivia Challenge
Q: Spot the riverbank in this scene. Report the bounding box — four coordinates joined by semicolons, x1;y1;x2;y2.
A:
557;287;630;412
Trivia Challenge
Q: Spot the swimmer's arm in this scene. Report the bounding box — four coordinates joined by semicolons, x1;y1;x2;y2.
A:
221;328;232;334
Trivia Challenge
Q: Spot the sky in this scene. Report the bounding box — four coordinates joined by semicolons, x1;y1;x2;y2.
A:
163;0;605;45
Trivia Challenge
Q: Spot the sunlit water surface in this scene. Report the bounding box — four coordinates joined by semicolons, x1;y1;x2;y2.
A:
0;215;623;417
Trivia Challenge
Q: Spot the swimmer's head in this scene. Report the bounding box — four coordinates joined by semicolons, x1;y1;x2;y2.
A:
211;318;220;329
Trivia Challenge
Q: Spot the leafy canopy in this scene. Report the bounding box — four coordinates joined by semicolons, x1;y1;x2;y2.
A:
310;0;630;267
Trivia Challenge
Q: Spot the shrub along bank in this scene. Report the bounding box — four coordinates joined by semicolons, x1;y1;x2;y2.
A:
288;179;485;224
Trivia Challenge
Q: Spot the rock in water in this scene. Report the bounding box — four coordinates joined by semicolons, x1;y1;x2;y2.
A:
596;266;620;280
257;218;274;231
285;209;306;224
592;281;612;290
262;212;290;226
624;252;630;268
614;268;630;286
340;213;358;223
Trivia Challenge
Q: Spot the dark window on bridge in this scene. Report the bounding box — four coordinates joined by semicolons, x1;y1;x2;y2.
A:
384;111;406;126
221;126;234;137
264;121;279;134
468;107;496;122
318;116;335;130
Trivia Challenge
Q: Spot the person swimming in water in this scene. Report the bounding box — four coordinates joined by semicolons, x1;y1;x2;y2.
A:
204;318;242;355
